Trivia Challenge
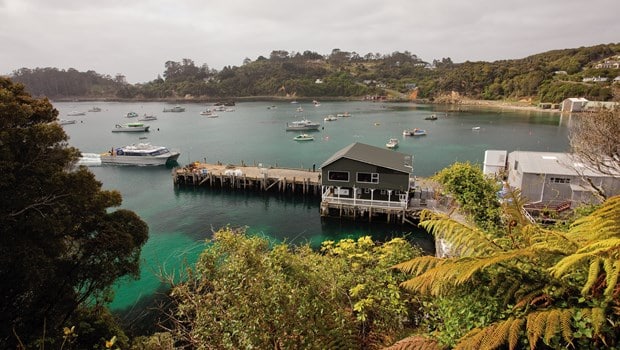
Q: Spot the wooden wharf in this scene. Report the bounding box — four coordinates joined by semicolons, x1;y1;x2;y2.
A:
173;162;322;196
173;163;463;226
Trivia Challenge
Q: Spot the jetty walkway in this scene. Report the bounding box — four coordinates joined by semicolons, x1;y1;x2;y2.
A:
173;162;321;195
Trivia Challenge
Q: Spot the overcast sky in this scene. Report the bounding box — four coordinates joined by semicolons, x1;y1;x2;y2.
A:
1;0;618;83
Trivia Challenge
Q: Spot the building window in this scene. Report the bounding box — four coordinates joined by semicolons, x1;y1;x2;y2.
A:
513;160;519;170
549;177;571;184
328;171;349;182
356;172;379;183
380;189;387;195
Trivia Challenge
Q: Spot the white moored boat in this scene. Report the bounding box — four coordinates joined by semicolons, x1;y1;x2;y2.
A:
112;122;150;132
293;134;314;141
403;128;427;136
138;114;157;121
163;105;185;112
59;119;77;125
386;138;399;149
286;119;321;131
100;143;181;166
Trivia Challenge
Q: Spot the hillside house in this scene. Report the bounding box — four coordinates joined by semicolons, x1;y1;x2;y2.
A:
582;76;608;82
595;61;620;69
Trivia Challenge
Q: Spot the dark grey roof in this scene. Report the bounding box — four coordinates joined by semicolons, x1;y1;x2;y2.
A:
321;142;412;173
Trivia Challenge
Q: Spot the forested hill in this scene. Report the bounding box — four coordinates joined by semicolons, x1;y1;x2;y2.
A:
10;43;620;103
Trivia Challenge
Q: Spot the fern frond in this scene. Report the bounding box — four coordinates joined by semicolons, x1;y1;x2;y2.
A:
575;238;620;256
569;196;620;241
582;259;602;296
392;255;449;275
550;252;592;278
529;226;579;254
383;335;441;350
514;285;547;310
485;317;515;349
455;318;523;350
552;245;620;294
591;307;606;336
420;216;502;256
604;259;620;298
501;188;532;227
508;317;525;350
543;309;562;345
560;309;573;345
526;312;547;347
400;250;534;295
454;327;484;350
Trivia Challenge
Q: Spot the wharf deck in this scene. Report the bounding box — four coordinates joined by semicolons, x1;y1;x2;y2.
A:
173;163;465;225
173;162;321;195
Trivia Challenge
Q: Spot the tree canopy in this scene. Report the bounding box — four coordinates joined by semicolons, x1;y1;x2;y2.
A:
0;77;148;348
165;228;423;349
12;43;620;102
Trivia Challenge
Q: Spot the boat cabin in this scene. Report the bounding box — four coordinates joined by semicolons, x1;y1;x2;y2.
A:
320;142;413;208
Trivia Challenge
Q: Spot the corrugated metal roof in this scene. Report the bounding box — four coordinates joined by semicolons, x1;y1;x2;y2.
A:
510;151;619;177
321;142;412;173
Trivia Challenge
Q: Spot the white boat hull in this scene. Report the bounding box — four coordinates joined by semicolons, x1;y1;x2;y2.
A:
100;152;180;166
111;126;150;132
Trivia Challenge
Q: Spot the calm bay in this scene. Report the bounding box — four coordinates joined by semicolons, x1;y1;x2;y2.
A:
54;100;570;311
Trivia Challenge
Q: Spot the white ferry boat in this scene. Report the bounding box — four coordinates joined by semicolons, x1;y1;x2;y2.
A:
100;143;180;166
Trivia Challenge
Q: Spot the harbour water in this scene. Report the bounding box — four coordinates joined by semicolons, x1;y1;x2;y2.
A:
54;100;570;312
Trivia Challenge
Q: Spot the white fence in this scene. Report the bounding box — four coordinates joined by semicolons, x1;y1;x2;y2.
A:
322;196;406;209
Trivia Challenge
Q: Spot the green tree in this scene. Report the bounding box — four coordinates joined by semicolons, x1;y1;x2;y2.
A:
0;77;148;348
166;228;422;349
393;195;620;349
433;162;502;229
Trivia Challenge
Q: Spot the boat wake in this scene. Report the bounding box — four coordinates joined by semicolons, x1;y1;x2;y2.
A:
77;153;102;166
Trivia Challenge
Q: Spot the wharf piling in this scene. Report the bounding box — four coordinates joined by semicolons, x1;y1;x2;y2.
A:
173;162;321;196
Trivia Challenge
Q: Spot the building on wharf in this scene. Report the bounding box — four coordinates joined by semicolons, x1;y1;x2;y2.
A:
172;142;458;225
318;142;453;224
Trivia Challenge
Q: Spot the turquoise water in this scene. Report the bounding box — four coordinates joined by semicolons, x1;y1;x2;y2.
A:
54;101;570;311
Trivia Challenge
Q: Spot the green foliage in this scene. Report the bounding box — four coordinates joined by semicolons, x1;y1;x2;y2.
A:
11;44;620;101
168;228;423;349
0;77;149;348
422;289;506;348
11;67;123;98
394;195;620;349
433;161;502;229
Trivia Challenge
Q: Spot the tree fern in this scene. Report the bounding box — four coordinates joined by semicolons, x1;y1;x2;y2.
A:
399;250;535;296
419;211;502;256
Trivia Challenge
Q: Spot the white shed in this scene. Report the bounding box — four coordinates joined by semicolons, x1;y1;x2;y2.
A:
483;150;507;177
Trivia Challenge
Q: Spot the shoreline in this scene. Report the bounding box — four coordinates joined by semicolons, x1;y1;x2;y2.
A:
452;98;560;114
52;96;561;114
